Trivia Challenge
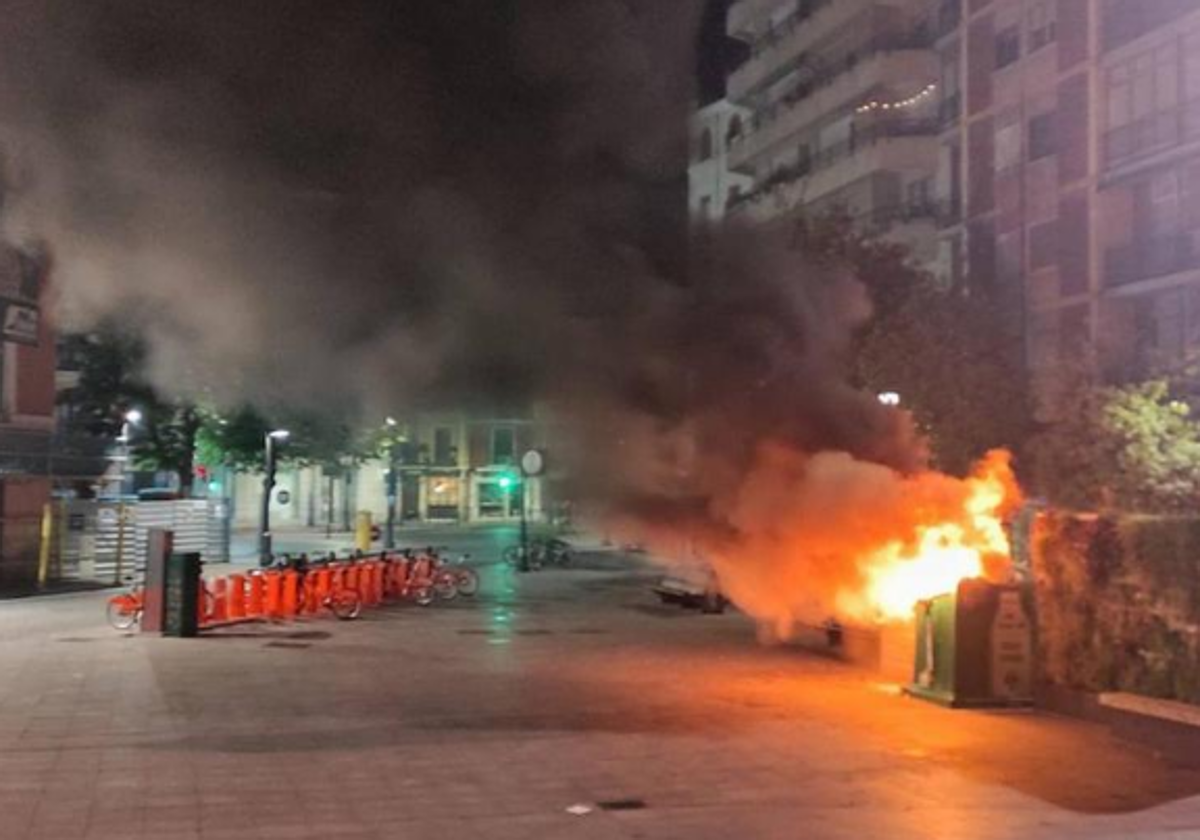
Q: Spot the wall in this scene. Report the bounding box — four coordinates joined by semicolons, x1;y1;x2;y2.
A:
1031;512;1200;705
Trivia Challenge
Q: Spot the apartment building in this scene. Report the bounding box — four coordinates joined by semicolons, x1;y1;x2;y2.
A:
941;0;1200;395
1092;0;1200;379
720;0;947;275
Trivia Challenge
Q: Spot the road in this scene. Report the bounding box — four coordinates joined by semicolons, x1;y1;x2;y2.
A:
2;555;1200;839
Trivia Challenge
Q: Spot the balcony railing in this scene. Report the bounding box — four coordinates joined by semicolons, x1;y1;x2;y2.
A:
864;198;940;230
1105;233;1200;288
742;0;835;52
730;118;939;212
1104;98;1200;170
730;33;937;151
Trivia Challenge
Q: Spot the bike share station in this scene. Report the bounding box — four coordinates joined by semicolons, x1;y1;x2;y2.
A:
113;526;479;634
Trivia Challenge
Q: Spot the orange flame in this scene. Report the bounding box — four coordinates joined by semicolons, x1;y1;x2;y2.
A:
677;447;1024;639
837;449;1019;622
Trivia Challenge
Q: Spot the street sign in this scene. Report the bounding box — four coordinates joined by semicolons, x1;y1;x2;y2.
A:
276;489;291;505
2;303;39;345
521;449;545;477
0;245;44;346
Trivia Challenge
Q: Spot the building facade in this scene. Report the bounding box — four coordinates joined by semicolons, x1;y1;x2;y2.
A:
715;0;1200;407
946;0;1200;401
720;0;948;277
0;246;56;588
230;411;553;532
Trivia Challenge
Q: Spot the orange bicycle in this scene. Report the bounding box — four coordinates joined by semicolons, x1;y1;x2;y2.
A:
106;578;216;630
284;554;363;621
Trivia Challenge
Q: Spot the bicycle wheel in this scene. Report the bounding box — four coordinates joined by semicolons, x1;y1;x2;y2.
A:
415;586;435;607
433;570;459;601
455;568;479;597
330;590;362;621
106;597;140;631
502;545;521;567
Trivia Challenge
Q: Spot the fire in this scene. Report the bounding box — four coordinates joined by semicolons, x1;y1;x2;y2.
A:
837;450;1019;623
642;447;1023;640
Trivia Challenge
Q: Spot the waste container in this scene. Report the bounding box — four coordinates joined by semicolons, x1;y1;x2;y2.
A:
907;579;1033;708
163;552;202;638
355;511;373;552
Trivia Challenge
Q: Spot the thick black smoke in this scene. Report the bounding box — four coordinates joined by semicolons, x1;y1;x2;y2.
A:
0;0;923;532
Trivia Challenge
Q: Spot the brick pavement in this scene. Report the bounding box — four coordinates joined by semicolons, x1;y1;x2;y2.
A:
2;564;1200;839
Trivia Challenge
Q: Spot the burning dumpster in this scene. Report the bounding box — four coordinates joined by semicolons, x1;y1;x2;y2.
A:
907;578;1032;708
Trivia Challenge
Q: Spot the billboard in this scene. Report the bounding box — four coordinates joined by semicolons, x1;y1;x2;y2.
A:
0;244;45;346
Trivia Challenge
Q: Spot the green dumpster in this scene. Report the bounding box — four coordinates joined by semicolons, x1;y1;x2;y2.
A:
907;579;1033;708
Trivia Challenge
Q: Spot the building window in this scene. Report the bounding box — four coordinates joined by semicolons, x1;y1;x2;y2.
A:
698;128;714;162
1028;112;1057;161
995;26;1021;70
1027;1;1057;52
1106;44;1180;165
491;427;515;466
434;427;456;466
995;113;1022;172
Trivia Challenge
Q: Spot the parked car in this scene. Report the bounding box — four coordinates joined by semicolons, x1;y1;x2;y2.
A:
653;563;728;614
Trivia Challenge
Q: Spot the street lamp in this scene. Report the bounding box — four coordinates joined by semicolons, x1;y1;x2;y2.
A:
117;409;143;495
383;419;405;550
878;391;902;407
259;429;290;567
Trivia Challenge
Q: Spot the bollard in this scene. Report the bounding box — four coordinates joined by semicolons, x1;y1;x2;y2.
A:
227;574;247;620
211;578;229;623
264;571;283;618
282;570;299;617
315;567;332;610
247;573;265;617
345;564;360;597
368;562;384;606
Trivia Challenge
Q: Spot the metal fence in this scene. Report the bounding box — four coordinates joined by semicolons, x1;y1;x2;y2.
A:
50;498;230;584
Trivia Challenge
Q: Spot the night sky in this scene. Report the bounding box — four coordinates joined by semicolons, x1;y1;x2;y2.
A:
697;0;745;106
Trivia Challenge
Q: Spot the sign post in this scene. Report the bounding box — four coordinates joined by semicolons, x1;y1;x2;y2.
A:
518;450;545;573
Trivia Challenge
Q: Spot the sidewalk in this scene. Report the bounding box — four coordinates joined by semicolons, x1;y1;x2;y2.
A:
3;563;1200;839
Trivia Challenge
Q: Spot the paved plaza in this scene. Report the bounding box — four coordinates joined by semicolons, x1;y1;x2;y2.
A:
2;555;1200;839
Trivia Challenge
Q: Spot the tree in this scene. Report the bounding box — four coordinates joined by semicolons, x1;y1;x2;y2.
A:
798;213;1033;475
59;327;155;438
1030;376;1200;513
194;406;273;473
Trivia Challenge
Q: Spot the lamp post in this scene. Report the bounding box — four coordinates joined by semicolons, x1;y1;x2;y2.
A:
259;429;290;567
384;417;402;550
117;409;143;496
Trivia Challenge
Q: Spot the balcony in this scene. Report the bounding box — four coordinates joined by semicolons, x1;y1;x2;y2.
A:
1105;233;1200;289
1104;99;1200;174
728;1;879;101
730;119;939;221
728;45;938;171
